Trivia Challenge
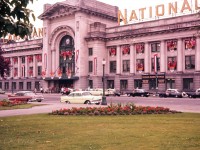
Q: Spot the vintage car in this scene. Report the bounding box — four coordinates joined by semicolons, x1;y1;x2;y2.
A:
0;89;5;94
8;91;44;102
88;88;120;96
60;91;102;104
126;89;150;97
185;88;200;98
158;89;183;98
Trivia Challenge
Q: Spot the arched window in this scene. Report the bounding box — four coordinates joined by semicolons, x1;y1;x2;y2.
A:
59;35;75;78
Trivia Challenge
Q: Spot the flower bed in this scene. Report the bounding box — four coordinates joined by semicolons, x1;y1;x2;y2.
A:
0;99;27;107
51;103;180;116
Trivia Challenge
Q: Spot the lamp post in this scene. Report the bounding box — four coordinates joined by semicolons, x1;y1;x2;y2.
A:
101;59;107;105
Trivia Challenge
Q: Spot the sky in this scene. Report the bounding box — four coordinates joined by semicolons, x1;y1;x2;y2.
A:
29;0;198;27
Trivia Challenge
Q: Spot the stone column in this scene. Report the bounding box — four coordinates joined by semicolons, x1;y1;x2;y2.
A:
195;37;200;72
52;49;56;75
33;55;36;77
10;58;13;77
17;57;21;77
116;45;121;74
130;44;135;74
144;42;150;73
160;40;166;73
177;38;183;72
25;56;28;77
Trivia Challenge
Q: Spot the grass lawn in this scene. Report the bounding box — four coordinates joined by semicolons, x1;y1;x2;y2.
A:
0;103;45;110
0;113;200;150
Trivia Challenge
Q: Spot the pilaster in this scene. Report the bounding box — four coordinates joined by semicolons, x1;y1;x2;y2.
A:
177;38;183;73
160;40;166;72
116;45;121;74
144;42;150;73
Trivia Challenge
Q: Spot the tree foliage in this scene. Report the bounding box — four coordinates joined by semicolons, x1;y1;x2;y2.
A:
0;0;36;38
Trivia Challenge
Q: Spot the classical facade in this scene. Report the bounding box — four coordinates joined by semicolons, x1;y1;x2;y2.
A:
1;0;200;93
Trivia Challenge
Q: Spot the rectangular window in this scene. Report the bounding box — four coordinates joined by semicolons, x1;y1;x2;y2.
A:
134;79;142;89
21;56;25;63
89;61;93;73
136;59;144;72
27;82;31;90
107;80;114;89
166;79;175;89
19;82;23;90
35;82;40;90
167;57;177;71
151;57;160;71
5;82;9;90
149;79;156;90
0;82;2;89
89;80;93;89
122;60;130;72
88;48;93;56
12;82;16;90
151;43;160;52
185;56;195;69
120;80;128;91
110;61;116;73
183;78;193;90
38;66;42;76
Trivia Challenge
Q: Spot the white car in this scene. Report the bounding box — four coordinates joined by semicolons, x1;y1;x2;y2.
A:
60;91;102;104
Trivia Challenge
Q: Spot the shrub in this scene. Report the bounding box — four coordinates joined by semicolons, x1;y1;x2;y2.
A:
50;103;181;116
0;99;27;107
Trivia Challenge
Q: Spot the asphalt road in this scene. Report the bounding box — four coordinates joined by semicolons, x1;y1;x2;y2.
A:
0;93;200;117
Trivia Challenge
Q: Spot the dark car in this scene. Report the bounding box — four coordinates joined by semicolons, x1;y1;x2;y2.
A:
158;89;183;98
126;89;150;97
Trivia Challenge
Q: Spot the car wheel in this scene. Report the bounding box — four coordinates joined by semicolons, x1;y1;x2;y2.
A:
127;94;131;97
141;94;144;97
175;95;178;98
37;100;42;102
65;101;70;104
85;100;91;104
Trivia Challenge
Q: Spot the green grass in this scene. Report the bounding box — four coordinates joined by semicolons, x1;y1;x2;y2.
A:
0;113;200;150
0;104;45;110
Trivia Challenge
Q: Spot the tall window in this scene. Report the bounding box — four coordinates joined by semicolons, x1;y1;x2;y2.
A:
123;60;130;72
89;61;93;73
151;42;160;52
27;82;31;90
134;79;142;88
167;57;177;71
183;78;193;90
107;80;114;89
5;82;9;90
38;66;42;76
151;57;160;71
166;79;175;89
120;80;128;91
19;82;23;90
0;82;2;89
110;61;116;73
35;82;40;90
12;82;16;90
21;56;25;63
136;59;144;72
88;48;93;56
185;56;195;69
89;80;93;89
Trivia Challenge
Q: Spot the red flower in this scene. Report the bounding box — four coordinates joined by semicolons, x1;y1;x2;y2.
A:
110;48;116;56
122;46;130;55
136;44;144;53
168;61;176;69
27;56;33;63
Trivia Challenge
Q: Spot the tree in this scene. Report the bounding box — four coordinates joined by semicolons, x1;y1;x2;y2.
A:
0;0;36;39
0;47;10;78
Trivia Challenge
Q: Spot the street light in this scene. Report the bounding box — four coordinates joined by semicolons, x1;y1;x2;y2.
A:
101;58;107;105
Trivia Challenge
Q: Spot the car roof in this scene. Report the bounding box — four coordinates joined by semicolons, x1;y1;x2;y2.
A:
16;91;33;93
71;91;90;94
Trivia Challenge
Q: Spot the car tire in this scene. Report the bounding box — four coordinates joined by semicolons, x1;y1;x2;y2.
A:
85;100;91;104
127;94;131;97
141;94;144;97
65;101;70;104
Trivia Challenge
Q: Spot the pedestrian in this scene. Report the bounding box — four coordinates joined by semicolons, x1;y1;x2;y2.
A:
40;87;44;94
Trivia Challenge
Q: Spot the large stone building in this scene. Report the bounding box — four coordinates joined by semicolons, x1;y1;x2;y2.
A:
1;0;200;93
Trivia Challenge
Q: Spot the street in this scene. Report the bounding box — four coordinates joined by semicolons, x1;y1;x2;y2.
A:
0;93;200;117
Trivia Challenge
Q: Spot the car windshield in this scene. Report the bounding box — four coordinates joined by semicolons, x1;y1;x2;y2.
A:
24;92;35;96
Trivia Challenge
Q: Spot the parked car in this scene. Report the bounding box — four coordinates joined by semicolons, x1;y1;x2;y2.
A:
186;88;200;98
88;88;120;96
60;91;102;104
158;89;183;98
126;89;150;97
0;89;5;94
8;91;44;102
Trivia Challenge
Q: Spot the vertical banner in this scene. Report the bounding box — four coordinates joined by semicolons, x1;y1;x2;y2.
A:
94;57;97;75
44;53;47;70
154;54;157;73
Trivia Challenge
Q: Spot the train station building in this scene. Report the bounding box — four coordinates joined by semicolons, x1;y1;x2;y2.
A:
1;0;200;93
